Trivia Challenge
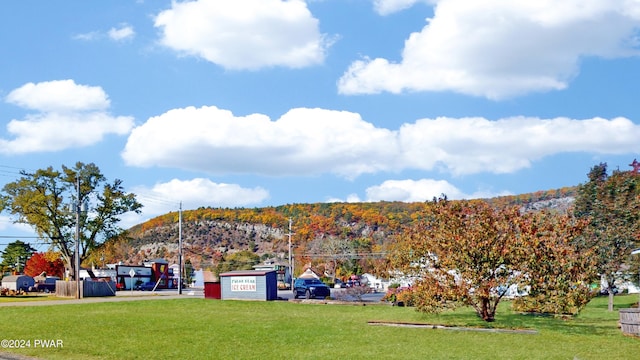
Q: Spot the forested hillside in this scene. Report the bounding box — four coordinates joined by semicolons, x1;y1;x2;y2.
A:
89;186;577;274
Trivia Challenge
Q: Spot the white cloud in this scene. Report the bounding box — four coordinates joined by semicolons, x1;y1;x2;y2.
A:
398;116;640;175
0;215;39;236
2;80;134;154
108;24;135;41
0;215;15;231
73;24;135;43
122;105;640;178
340;0;640;99
366;179;512;201
73;31;100;41
6;80;110;112
122;106;397;178
365;179;463;201
132;178;270;217
329;178;511;203
373;0;435;15
154;0;330;70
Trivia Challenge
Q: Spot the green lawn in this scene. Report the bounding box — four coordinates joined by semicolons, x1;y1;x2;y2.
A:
1;295;639;360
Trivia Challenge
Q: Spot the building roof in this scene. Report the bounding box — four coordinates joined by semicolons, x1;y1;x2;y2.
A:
219;270;276;277
298;268;321;279
143;258;168;265
1;275;34;282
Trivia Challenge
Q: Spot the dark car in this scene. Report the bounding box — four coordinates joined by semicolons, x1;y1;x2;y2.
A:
293;278;331;299
31;276;60;293
32;282;56;293
136;281;156;291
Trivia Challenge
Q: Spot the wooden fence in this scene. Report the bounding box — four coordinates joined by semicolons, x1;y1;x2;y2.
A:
55;280;116;298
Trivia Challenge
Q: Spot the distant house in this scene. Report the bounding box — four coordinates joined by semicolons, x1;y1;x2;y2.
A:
601;273;640;294
298;266;322;279
1;275;35;292
361;273;389;292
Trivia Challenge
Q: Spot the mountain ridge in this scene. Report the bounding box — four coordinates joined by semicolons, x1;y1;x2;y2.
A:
90;186;577;272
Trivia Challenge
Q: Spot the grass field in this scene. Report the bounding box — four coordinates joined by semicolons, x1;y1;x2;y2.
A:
1;295;639;359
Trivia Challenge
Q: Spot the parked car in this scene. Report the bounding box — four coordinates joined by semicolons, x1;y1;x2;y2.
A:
345;279;362;288
32;282;55;293
293;278;331;299
31;276;59;293
135;281;156;291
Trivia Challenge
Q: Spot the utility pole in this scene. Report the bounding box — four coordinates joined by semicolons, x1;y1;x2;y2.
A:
74;175;81;299
178;202;183;295
287;218;294;290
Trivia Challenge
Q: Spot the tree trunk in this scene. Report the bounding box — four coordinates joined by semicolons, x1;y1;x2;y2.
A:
608;289;614;312
479;297;496;322
65;263;74;281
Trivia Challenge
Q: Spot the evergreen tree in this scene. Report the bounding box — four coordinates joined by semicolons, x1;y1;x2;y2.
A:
0;240;36;274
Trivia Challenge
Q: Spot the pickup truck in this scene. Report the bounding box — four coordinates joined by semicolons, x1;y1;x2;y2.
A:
31;277;59;293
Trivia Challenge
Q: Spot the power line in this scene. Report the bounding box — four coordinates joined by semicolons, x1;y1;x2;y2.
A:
0;165;31;179
0;243;50;246
0;235;44;239
136;193;181;207
300;252;388;259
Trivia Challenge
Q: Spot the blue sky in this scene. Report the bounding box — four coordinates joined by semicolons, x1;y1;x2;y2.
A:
1;0;640;249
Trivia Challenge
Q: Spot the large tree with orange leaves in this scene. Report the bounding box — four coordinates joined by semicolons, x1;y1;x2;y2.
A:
389;198;525;322
24;252;65;278
513;210;597;315
390;197;601;320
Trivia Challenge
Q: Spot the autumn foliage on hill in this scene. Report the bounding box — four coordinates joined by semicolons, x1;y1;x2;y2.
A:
120;201;430;273
96;188;577;278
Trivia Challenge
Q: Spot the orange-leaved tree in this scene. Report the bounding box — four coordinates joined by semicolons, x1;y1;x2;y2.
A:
389;198;525;322
513;210;598;315
24;252;65;278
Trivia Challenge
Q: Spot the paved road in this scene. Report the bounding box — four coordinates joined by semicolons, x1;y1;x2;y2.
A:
1;287;385;307
279;287;386;302
0;288;203;307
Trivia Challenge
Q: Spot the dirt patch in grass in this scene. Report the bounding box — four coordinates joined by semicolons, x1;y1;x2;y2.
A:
368;320;538;334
